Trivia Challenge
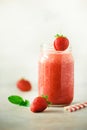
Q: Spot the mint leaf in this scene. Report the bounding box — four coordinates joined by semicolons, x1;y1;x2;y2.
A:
8;95;24;104
19;99;30;107
24;99;30;106
8;95;30;107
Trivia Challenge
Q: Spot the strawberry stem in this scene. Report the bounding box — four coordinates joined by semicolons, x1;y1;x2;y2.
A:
41;95;52;106
41;95;48;99
54;34;63;38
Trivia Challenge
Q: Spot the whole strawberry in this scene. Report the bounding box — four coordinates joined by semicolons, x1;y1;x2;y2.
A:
17;78;32;92
54;34;69;51
30;96;49;113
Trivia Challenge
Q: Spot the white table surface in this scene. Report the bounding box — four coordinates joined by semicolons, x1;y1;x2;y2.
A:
0;83;87;130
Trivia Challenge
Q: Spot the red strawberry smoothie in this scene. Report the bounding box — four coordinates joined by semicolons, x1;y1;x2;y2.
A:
38;45;74;105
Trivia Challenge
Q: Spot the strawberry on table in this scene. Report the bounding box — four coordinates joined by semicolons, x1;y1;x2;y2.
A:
54;34;69;51
17;78;32;92
30;96;51;113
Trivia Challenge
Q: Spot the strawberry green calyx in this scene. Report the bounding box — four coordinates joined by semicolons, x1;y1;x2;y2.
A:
41;95;52;106
41;95;48;99
54;34;63;38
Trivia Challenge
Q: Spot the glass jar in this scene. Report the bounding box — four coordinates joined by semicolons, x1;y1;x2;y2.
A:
38;43;74;106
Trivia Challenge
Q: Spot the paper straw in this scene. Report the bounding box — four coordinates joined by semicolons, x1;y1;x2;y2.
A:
64;102;87;112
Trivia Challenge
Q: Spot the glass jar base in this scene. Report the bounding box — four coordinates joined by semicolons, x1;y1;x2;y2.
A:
49;103;71;107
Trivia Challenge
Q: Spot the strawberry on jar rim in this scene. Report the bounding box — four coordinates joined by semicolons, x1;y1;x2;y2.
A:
54;34;69;51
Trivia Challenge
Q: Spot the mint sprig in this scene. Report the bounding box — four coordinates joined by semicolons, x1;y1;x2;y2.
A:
8;95;30;107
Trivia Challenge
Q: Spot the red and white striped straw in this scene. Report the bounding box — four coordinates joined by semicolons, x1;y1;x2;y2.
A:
64;102;87;112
